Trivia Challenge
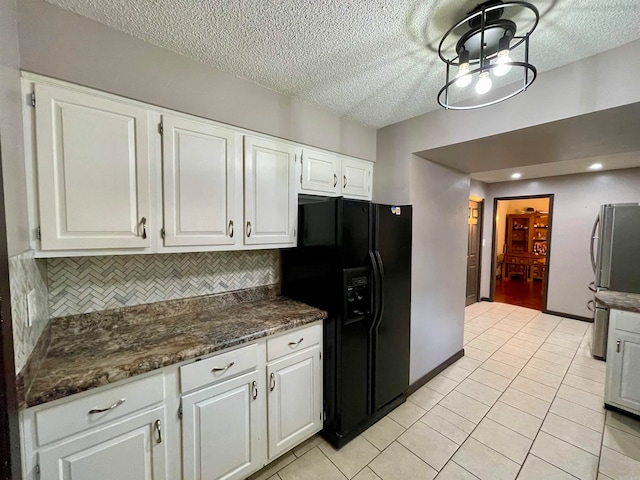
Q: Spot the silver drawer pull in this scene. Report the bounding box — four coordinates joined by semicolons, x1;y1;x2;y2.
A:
270;372;276;392
288;338;304;347
617;339;621;353
88;398;126;415
252;380;258;400
212;361;235;373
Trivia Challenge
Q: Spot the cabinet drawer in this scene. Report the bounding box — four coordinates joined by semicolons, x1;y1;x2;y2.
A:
180;343;258;393
35;373;164;447
267;324;322;362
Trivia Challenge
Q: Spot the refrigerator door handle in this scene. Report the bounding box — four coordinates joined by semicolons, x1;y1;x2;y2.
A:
590;214;600;274
369;250;380;323
374;250;385;328
588;281;597;293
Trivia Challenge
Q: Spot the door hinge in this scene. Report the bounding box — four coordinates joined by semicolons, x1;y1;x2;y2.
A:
161;227;165;239
30;92;36;108
35;463;41;479
36;226;41;240
158;121;164;135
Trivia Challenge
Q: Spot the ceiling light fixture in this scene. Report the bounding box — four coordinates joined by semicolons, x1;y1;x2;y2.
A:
589;163;603;170
511;173;522;179
437;0;539;110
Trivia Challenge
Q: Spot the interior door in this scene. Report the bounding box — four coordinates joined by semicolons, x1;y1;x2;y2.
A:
466;200;482;306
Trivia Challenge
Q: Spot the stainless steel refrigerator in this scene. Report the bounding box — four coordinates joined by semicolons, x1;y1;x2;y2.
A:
590;203;640;359
281;196;412;448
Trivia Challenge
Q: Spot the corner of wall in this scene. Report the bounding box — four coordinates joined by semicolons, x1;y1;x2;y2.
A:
10;249;49;374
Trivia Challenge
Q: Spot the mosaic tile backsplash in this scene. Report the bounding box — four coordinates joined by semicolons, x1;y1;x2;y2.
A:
47;250;281;317
10;250;49;374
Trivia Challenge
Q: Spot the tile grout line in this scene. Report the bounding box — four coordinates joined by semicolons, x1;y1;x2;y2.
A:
423;308;554;475
511;320;599;480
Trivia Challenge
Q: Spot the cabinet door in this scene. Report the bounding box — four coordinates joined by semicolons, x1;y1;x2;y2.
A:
606;321;640;414
182;370;263;480
34;83;151;250
244;136;297;246
340;158;372;199
162;115;238;247
39;407;166;480
300;149;340;195
267;345;322;459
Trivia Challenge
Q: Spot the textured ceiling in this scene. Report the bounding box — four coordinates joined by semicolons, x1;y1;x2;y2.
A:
42;0;640;127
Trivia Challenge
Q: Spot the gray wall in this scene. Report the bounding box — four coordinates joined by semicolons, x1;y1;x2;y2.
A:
480;167;640;318
375;40;640;385
0;0;29;257
409;158;468;383
17;0;376;161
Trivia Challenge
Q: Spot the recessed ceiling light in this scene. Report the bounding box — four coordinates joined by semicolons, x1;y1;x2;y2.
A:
589;163;603;170
511;173;522;179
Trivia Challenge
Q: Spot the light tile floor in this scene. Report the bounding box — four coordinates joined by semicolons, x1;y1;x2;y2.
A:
250;302;640;480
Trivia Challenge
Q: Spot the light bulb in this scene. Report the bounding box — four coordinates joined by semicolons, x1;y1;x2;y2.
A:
476;71;492;95
455;65;472;88
494;51;512;77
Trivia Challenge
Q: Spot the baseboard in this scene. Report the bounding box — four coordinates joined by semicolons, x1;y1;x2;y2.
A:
407;349;465;396
479;297;492;302
544;309;593;323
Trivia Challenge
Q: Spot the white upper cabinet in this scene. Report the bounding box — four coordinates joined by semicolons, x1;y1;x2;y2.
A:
244;136;298;246
161;115;239;247
300;149;340;195
341;157;372;199
34;83;152;251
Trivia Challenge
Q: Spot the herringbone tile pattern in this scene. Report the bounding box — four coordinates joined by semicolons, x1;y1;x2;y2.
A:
48;250;280;317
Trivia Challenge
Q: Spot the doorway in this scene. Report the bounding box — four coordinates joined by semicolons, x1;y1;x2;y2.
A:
491;195;554;311
466;199;483;306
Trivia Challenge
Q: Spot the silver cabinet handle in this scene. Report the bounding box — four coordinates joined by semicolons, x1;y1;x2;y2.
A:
252;380;258;400
269;372;276;392
333;174;338;188
88;398;126;415
228;220;234;238
212;361;235;373
617;339;621;353
246;221;252;238
154;419;162;444
288;338;304;347
140;217;147;239
343;175;348;189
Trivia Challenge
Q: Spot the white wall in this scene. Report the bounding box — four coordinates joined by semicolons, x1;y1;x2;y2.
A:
0;0;29;257
17;0;376;162
409;158;468;383
480;168;640;318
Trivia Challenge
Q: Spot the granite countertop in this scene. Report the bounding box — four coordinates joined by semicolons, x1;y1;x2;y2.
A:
18;286;327;409
596;291;640;314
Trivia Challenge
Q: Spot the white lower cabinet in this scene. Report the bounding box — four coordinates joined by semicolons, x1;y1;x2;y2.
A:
606;309;640;415
267;345;322;459
21;323;322;480
38;407;167;480
182;370;262;480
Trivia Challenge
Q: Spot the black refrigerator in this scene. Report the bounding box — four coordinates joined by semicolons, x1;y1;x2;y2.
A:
281;196;412;448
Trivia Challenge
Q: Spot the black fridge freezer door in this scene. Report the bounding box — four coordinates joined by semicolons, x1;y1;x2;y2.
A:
372;204;412;412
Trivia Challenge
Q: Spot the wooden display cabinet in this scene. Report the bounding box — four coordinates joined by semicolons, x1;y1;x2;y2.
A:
504;213;548;281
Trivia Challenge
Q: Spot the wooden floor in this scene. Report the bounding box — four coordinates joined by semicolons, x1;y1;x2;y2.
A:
494;277;544;310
